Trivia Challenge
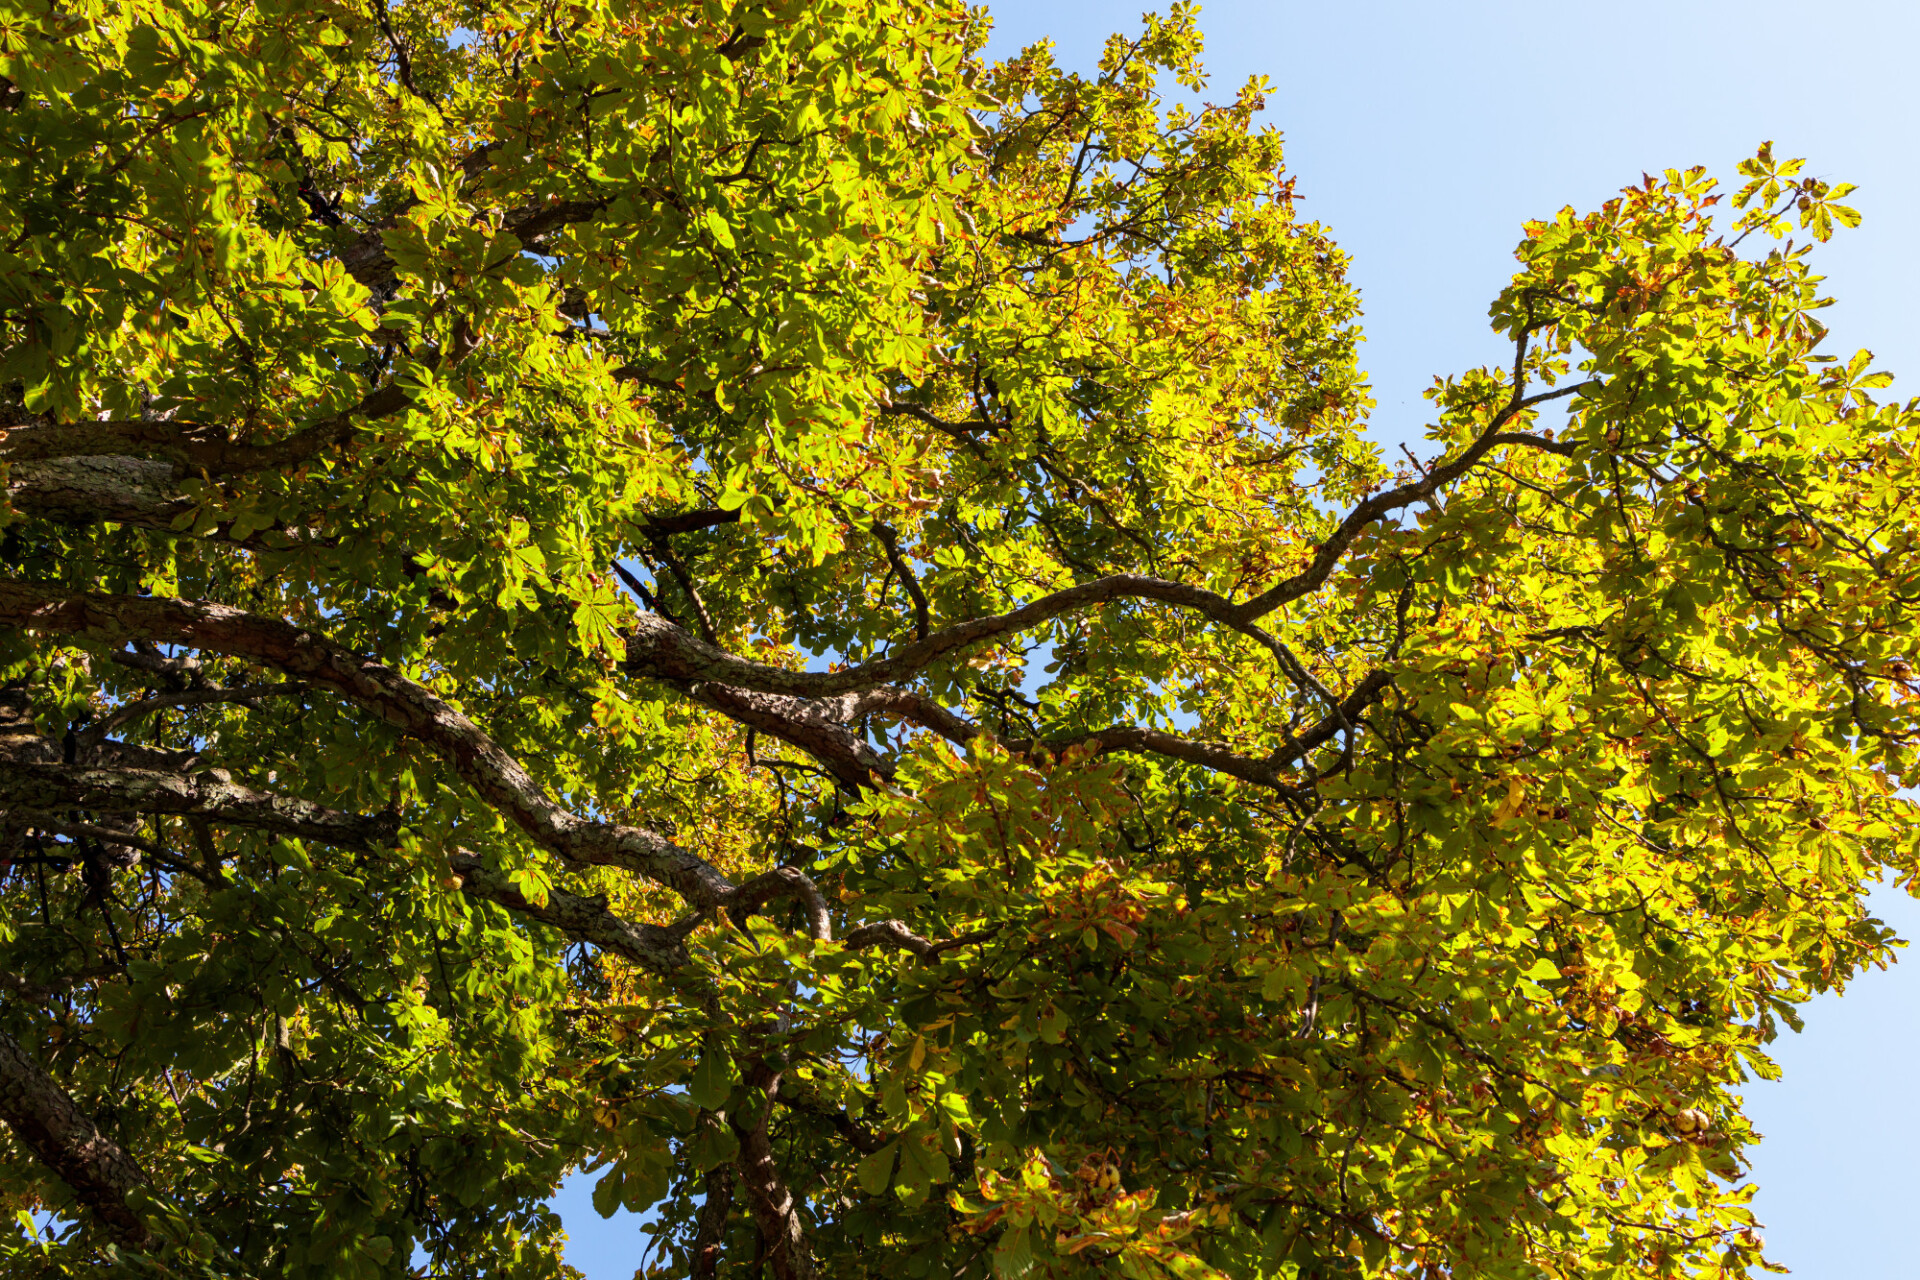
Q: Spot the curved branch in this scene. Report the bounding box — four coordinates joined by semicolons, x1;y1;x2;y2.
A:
850;686;981;745
625;574;1245;698
1232;376;1599;622
1010;669;1392;789
730;866;832;941
872;523;929;641
0;581;735;909
447;853;692;976
634;603;1394;790
840;919;997;960
0;1029;152;1247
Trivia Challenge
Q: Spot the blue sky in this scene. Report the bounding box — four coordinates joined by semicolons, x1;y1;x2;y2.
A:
548;3;1920;1275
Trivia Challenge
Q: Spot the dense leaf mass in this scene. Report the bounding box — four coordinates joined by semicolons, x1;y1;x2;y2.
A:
2;2;1917;1278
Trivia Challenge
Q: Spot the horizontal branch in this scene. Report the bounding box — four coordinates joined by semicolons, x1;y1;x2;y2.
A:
0;751;399;850
639;508;741;537
876;403;1005;436
1486;430;1577;458
840;919;997;960
1021;669;1392;790
630;590;1397;795
0;746;696;980
447;853;692;977
77;682;303;751
0;380;411;474
4;456;196;529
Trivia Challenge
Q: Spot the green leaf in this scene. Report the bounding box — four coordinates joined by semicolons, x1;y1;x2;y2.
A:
688;1052;735;1111
856;1140;900;1196
591;1167;624;1219
993;1225;1035;1278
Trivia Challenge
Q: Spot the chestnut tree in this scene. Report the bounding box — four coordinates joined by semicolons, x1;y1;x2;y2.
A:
2;2;1917;1278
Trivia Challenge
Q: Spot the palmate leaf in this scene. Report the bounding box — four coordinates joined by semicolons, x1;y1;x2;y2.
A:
1;2;1916;1279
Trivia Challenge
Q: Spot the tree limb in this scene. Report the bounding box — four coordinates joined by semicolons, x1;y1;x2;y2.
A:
0;1028;152;1247
731;1065;816;1280
1232;375;1599;622
689;1133;737;1279
446;853;692;977
0;581;736;910
624;575;1248;698
840;920;997;960
0;380;411;474
76;683;303;752
872;523;929;640
676;682;892;792
640;508;741;537
0;752;399;850
729;866;832;941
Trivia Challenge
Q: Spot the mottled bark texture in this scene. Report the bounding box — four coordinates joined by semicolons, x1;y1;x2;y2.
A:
0;1028;151;1247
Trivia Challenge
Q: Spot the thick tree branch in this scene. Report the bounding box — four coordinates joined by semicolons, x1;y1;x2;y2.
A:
729;866;832;941
0;581;736;909
690;1136;737;1280
731;1065;816;1280
0;380;411;474
625;575;1247;698
0;751;400;850
0;745;694;976
640;508;741;537
679;683;891;791
1487;431;1577;458
850;686;981;745
0;1028;152;1247
4;456;196;529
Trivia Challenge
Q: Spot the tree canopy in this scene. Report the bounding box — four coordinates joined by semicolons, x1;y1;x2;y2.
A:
3;2;1918;1278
